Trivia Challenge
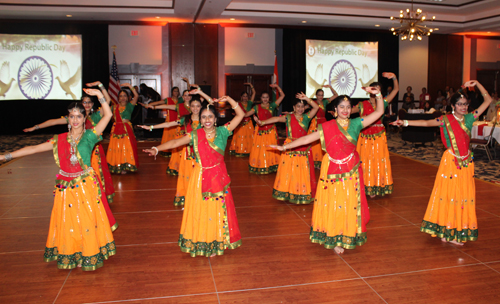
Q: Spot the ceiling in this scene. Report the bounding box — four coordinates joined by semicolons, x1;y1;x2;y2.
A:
1;0;499;36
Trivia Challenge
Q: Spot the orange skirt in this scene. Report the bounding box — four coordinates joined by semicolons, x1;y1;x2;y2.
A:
307;118;325;168
159;125;177;157
174;149;196;206
248;126;279;174
229;120;254;157
272;149;313;204
44;170;116;271
420;149;477;242
91;144;115;203
356;132;393;196
178;163;242;257
310;155;367;250
106;132;138;174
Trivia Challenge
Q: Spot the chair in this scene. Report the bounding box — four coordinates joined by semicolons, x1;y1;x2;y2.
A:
470;120;497;161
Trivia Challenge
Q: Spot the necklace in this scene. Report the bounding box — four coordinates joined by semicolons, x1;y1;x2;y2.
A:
453;113;464;122
204;127;216;137
68;129;84;166
337;118;349;127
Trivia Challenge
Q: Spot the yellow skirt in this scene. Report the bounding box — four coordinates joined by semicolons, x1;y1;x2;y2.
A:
420;149;477;242
44;171;116;271
174;150;196;206
159;125;177;157
248;126;279;174
356;132;393;196
178;163;241;257
106;135;138;174
310;155;367;250
307;118;325;168
272;149;313;204
229;120;254;157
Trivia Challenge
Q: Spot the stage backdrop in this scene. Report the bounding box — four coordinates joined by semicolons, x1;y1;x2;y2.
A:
0;22;108;135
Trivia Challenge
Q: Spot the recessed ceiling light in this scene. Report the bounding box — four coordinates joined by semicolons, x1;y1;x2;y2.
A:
230;18;235;20
434;28;439;31
155;16;160;19
375;24;380;27
66;15;72;17
302;21;307;23
487;31;492;33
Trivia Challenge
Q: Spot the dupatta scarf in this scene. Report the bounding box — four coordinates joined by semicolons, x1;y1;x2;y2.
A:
319;120;370;233
440;114;472;168
359;100;386;137
255;104;275;131
191;128;241;244
286;114;317;197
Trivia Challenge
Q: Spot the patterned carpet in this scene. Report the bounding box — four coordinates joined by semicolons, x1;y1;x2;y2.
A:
1;128;499;184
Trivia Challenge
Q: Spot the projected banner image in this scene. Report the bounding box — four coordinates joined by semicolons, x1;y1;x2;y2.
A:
0;34;82;100
306;40;378;99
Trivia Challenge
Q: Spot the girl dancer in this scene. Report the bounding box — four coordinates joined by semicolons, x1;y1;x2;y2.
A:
229;83;256;157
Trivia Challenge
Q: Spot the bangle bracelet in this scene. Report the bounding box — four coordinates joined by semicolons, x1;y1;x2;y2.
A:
376;93;382;97
153;105;156;110
98;97;106;104
35;125;40;130
482;93;488;96
232;104;238;110
98;83;104;88
149;125;154;132
403;120;409;127
282;145;286;151
5;153;13;161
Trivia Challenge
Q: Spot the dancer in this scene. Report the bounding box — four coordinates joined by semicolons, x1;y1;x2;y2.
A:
255;92;319;204
245;84;285;174
139;92;202;206
143;96;244;257
352;72;399;197
229;83;256;157
308;85;338;168
107;83;139;174
391;80;492;245
149;87;181;157
270;87;385;254
1;89;116;270
23;82;118;230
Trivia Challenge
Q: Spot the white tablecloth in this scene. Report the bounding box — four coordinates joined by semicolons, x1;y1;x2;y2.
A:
471;122;500;144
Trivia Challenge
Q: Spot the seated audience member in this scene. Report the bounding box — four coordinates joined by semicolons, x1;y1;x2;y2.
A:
402;95;415;111
419;87;431;109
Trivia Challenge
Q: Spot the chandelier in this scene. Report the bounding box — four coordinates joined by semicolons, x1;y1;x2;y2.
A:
390;0;436;41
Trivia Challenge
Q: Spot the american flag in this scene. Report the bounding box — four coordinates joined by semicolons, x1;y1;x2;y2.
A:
108;52;120;104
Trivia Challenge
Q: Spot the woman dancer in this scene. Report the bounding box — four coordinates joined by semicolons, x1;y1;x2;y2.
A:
229;83;256;157
1;89;116;270
352;72;399;197
140;93;202;206
107;83;139;174
255;93;319;204
308;85;338;168
270;87;384;254
244;84;285;174
144;96;244;257
149;87;181;157
391;81;492;245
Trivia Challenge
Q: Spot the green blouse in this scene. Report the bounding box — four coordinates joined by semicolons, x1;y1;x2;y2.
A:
189;125;232;163
346;117;364;144
117;103;135;120
253;101;278;115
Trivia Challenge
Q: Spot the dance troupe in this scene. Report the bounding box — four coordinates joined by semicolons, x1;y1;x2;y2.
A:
0;73;493;270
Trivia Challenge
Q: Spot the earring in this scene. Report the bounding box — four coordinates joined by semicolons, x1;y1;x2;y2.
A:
334;111;338;118
452;110;455;114
215;120;217;127
91;108;94;113
68;124;71;131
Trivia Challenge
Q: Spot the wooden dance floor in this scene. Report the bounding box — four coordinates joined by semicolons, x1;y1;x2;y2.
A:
2;141;500;304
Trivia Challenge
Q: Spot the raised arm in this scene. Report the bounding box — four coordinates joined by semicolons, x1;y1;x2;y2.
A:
149;99;166;107
83;89;112;135
466;80;492;118
391;118;441;128
324;84;339;102
121;83;139;105
270;84;285;106
244;108;256;117
145;104;176;111
297;92;319;117
382;72;399;103
270;131;321;152
87;81;111;104
190;88;214;104
182;77;192;90
222;96;245;131
360;87;385;128
244;83;256;101
137;121;178;130
24;117;67;132
143;136;191;157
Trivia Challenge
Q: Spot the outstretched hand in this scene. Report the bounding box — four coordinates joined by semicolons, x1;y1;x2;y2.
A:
137;125;151;130
382;72;396;79
142;148;157;157
268;145;284;151
121;83;132;88
295;92;309;101
86;81;102;87
362;86;381;95
83;88;104;99
253;115;263;126
390;120;403;126
463;80;478;87
23;127;35;132
138;102;151;108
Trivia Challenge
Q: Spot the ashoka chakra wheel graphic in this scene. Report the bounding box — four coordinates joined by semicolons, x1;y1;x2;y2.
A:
329;59;357;97
18;56;53;99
